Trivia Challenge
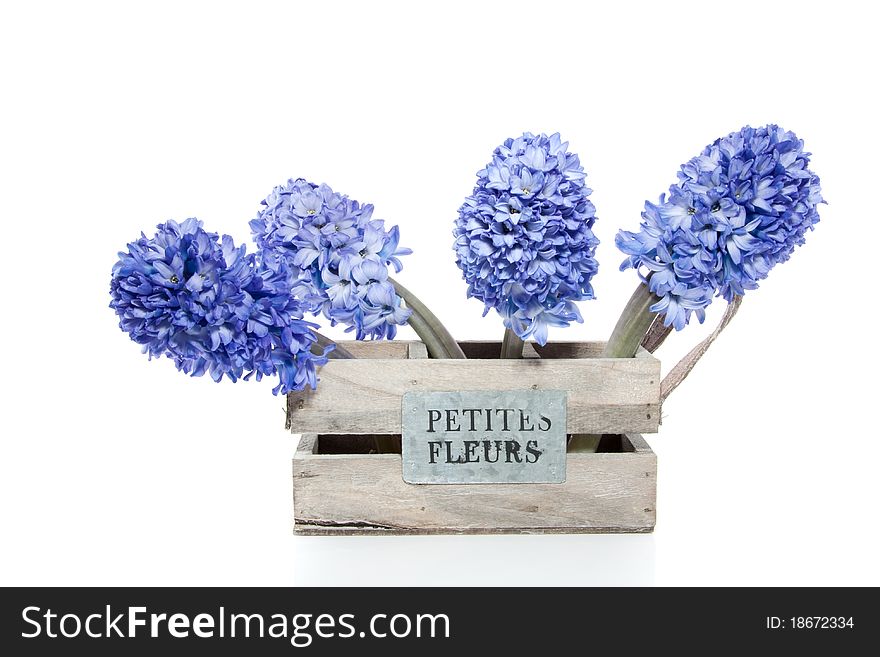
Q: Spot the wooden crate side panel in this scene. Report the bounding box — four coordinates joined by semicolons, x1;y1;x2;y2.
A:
288;357;660;435
296;433;318;455
292;436;656;535
459;341;661;359
327;341;418;359
326;340;649;360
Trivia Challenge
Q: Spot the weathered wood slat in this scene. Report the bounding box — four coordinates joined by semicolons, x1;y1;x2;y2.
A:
288;341;660;435
322;340;422;359
293;433;656;535
459;340;640;359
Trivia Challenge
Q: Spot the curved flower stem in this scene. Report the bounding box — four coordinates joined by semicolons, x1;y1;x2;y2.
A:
406;310;451;359
571;283;660;453
641;315;674;354
602;282;661;358
500;328;524;359
390;277;466;359
310;330;355;359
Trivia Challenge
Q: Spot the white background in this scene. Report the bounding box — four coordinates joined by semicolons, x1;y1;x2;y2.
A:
2;0;878;586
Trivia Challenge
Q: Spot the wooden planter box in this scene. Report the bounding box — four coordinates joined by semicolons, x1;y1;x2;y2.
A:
289;340;660;535
294;432;656;534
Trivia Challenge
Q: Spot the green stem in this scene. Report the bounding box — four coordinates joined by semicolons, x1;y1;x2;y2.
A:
406;308;452;359
571;283;660;453
390;277;466;359
568;434;602;453
602;282;661;358
310;330;355;359
500;328;524;359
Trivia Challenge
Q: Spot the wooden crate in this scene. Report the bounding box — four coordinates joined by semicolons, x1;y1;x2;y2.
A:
293;433;656;534
288;340;661;535
287;340;660;435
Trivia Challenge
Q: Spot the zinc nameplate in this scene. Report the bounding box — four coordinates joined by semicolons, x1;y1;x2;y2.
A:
401;390;567;485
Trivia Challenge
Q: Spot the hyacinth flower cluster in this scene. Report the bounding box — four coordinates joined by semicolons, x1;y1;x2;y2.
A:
110;124;824;413
250;179;413;341
110;218;329;394
606;124;824;359
454;132;599;347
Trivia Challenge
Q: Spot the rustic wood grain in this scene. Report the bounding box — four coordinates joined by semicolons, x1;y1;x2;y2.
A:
325;340;421;359
407;341;429;360
288;341;661;435
292;433;657;535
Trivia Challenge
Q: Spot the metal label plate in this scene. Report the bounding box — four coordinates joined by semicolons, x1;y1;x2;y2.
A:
401;390;567;484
